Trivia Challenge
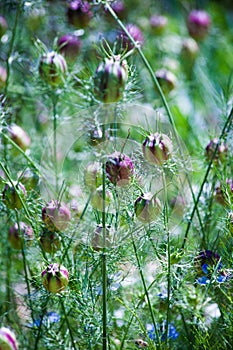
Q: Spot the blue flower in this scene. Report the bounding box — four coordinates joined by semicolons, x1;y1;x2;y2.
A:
27;311;60;328
147;321;179;342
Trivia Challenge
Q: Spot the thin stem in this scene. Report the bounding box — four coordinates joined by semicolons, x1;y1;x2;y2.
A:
60;299;77;350
52;95;58;194
102;161;107;350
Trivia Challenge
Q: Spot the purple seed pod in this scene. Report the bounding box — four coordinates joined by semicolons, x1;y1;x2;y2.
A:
42;200;71;232
67;0;92;28
105;151;134;186
91;186;113;211
91;224;111;251
40;230;61;254
187;10;211;40
134;192;161;223
0;327;18;350
57;34;81;63
39;51;67;86
194;250;221;276
104;1;126;21
150;14;168;35
215;178;233;206
205;138;228;164
155;68;177;94
0;66;7;89
94;55;128;103
41;263;69;293
2;182;27;210
84;161;102;190
0;16;8;38
142;132;173;165
7;124;31;151
118;23;144;51
8;222;34;250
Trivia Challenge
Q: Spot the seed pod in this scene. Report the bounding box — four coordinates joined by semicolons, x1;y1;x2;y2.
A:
214;178;233;206
0;327;18;350
118;23;144;51
88;126;109;146
40;230;61;254
135;192;161;223
205;138;228;164
84;162;102;190
187;10;211;40
91;225;111;251
41;263;69;293
0;16;8;38
94;55;128;103
150;15;168;35
91;186;113;211
155;68;177;94
8;222;34;250
7;124;31;151
67;0;92;28
2;182;27;210
39;51;67;86
104;1;126;21
180;38;199;62
142;132;173;165
0;66;7;89
42;200;71;232
57;34;81;63
105;151;134;187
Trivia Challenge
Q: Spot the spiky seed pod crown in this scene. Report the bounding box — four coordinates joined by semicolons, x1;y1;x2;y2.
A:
187;10;211;40
41;263;69;293
8;222;34;250
94;55;128;103
205;138;228;163
42;200;71;232
0;327;18;350
2;182;26;210
142;132;173;165
105;151;134;187
135;192;162;223
39;51;67;86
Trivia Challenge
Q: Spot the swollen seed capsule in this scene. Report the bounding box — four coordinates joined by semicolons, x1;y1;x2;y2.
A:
91;186;113;211
8;222;34;250
84;162;102;190
2;182;26;210
187;10;211;40
39;51;67;86
41;263;69;293
205;138;228;164
105;151;134;187
57;34;81;63
67;0;92;28
135;192;161;223
7;124;31;151
150;14;168;35
118;23;144;51
42;200;71;232
142;132;173;165
0;327;18;350
155;68;177;94
94;55;128;103
40;230;61;254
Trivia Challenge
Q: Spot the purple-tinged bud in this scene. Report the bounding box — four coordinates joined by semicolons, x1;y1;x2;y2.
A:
135;192;161;223
187;10;211;40
181;38;199;62
2;182;26;210
39;51;67;87
0;16;8;38
91;224;111;251
7;124;31;151
91;186;113;211
105;151;134;186
8;222;34;250
41;263;69;293
0;327;18;350
67;0;92;28
57;34;81;63
142;132;173;165
104;1;126;21
155;68;177;94
205;138;228;164
94;55;128;103
0;66;7;89
42;200;71;232
150;14;168;35
118;23;144;51
40;230;61;253
134;339;148;348
84;162;102;190
194;250;220;276
19;168;39;191
215;178;233;206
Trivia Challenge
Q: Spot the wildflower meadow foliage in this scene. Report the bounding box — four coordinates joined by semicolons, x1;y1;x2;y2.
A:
0;0;233;349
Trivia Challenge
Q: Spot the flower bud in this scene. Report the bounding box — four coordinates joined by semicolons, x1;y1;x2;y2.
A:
142;132;173;165
0;66;7;89
0;327;18;350
214;178;233;206
180;38;199;62
67;0;92;28
205;138;228;164
57;34;81;63
104;1;126;21
7;124;31;151
94;55;128;103
0;16;8;38
8;222;34;250
39;51;67;86
150;15;168;35
84;162;102;190
42;200;71;232
118;23;144;51
135;192;161;223
2;182;27;210
187;10;211;40
155;68;177;94
105;151;134;186
91;186;113;211
40;230;61;253
41;263;69;293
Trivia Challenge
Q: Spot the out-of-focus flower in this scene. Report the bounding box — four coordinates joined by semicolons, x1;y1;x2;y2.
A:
147;321;179;341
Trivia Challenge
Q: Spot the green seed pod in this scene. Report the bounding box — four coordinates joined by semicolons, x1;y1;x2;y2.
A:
94;55;128;103
39;51;67;87
40;230;61;254
41;263;69;293
134;192;161;223
7;124;31;151
42;200;71;232
8;222;34;250
142;132;173;165
2;182;27;210
84;162;102;190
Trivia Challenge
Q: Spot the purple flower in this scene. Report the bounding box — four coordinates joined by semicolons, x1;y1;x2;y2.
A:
187;10;211;40
118;23;144;51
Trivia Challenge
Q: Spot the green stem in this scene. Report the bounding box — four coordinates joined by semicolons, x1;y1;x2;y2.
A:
60;299;77;350
102;161;107;350
52;95;58;194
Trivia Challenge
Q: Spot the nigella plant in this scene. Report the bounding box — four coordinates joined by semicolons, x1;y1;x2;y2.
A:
147;321;179;342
